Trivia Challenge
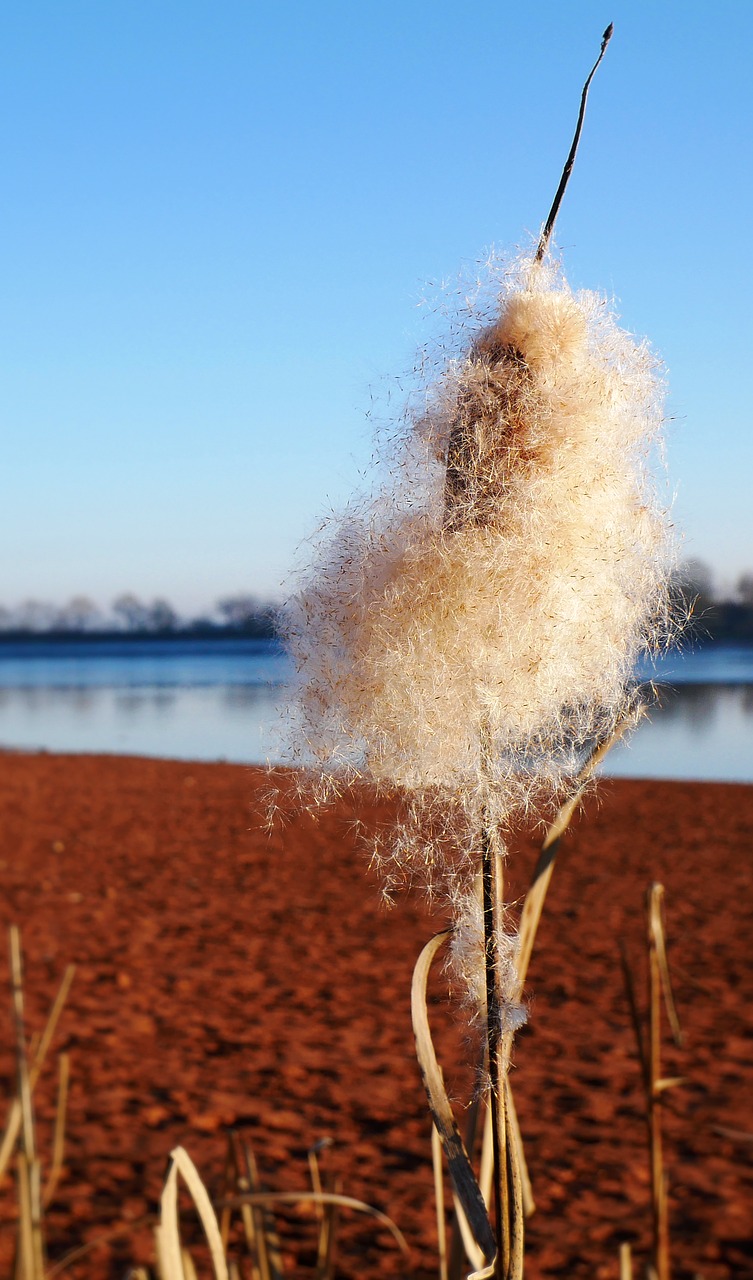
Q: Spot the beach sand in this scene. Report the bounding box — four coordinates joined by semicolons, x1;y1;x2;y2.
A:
0;751;750;1278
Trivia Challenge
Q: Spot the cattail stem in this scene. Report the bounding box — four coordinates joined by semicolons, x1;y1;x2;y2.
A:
535;22;614;262
480;810;509;1278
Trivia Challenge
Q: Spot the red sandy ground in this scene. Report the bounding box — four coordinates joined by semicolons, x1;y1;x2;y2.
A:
0;751;750;1279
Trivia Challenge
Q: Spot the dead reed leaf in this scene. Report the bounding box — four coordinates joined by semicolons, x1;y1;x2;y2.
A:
515;709;640;998
217;1191;410;1261
431;1121;448;1280
411;930;496;1266
157;1146;229;1280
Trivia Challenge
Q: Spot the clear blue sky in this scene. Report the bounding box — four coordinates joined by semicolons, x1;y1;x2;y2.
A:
1;1;750;615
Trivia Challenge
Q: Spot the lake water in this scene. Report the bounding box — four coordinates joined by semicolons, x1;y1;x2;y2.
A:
0;638;750;782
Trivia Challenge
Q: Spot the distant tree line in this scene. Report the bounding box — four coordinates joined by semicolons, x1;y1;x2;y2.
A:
2;562;752;644
0;593;279;640
672;560;753;643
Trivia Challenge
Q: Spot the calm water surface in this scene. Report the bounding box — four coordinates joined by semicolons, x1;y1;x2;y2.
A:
0;639;750;782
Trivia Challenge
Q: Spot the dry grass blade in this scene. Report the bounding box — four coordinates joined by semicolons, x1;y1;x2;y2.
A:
504;1085;534;1220
157;1147;229;1280
649;884;683;1048
307;1142;325;1222
646;885;670;1280
515;712;638;997
0;960;75;1184
411;931;496;1265
431;1123;448;1280
217;1191;411;1261
16;1151;35;1280
10;928;36;1167
619;940;648;1086
43;1052;70;1208
180;1249;198;1280
619;1240;633;1280
9;929;46;1280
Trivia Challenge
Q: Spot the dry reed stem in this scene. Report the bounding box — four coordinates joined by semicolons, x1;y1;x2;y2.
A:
10;928;36;1168
218;1129;276;1280
619;1240;633;1280
503;1083;523;1280
504;1086;534;1219
650;887;683;1049
9;929;45;1280
647;885;670;1280
622;885;684;1280
480;813;510;1280
15;1152;34;1280
308;1138;338;1280
245;1141;283;1280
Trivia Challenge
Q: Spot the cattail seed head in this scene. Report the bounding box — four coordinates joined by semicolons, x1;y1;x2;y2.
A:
283;254;677;870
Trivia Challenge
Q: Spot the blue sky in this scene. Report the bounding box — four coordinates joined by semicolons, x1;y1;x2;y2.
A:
1;1;750;615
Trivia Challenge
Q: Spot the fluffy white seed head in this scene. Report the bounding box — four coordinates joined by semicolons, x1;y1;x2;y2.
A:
282;255;677;869
449;882;527;1044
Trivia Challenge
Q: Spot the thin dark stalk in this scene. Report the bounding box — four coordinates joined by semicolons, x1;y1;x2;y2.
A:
535;23;614;262
480;809;513;1279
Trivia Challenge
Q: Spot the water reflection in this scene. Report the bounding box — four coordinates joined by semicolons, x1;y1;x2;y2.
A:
0;674;749;781
604;683;753;783
0;684;284;765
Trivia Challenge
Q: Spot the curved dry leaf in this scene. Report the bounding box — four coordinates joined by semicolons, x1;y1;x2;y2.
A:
217;1190;409;1259
158;1147;229;1280
411;930;495;1264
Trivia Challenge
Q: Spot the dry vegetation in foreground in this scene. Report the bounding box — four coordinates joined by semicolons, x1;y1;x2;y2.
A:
1;816;718;1280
